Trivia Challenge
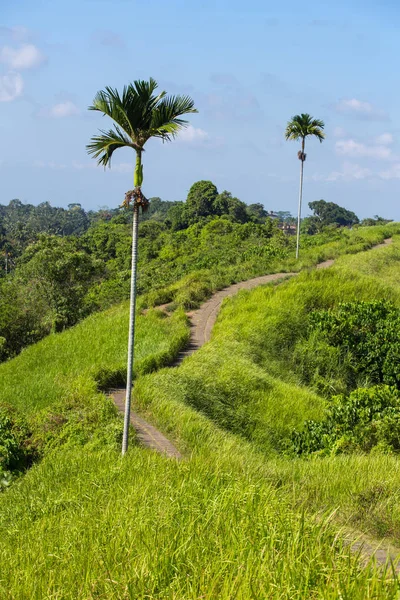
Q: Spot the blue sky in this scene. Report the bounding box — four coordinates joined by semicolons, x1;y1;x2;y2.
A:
1;0;399;218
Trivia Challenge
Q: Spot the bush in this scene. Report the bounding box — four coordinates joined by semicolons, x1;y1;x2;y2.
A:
0;406;34;483
292;385;400;455
295;300;400;394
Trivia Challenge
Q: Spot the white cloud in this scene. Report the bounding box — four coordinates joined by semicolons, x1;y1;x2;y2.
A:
0;27;31;42
110;162;132;173
34;160;67;170
334;98;388;121
312;162;372;182
333;126;347;138
34;160;132;173
177;125;209;144
375;133;393;146
335;138;392;160
0;43;45;70
0;71;23;101
49;100;80;118
379;164;400;180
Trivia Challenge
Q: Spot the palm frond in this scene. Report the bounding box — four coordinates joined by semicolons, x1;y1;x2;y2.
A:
285;113;325;142
86;127;135;167
149;95;198;141
87;78;198;167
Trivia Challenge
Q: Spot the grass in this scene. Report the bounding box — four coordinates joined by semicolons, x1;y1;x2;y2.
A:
137;235;400;547
0;304;189;415
1;406;398;598
2;227;400;597
140;222;400;309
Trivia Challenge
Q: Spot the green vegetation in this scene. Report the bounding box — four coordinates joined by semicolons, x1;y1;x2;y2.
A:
302;199;360;234
2;229;400;596
0;304;188;486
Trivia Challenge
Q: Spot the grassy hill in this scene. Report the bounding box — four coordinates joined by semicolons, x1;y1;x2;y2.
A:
1;225;400;597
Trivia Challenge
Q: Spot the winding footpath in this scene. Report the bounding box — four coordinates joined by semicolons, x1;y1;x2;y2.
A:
109;237;400;571
110;238;392;457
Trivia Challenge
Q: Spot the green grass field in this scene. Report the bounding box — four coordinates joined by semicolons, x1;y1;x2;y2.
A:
1;227;400;597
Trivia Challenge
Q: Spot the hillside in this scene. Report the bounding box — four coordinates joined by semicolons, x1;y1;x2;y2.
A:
1;226;400;597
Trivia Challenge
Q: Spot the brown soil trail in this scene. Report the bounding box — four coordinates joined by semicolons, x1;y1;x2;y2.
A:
110;236;399;569
110;236;393;458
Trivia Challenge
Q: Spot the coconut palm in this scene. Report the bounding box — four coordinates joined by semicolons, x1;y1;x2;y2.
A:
285;114;325;259
87;78;197;454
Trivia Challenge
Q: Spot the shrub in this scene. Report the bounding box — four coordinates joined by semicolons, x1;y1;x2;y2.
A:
292;385;400;455
295;300;400;394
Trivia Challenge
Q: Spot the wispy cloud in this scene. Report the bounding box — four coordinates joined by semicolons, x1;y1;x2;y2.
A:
49;100;80;118
207;74;262;121
92;30;125;48
334;98;388;121
312;162;372;182
0;43;46;70
379;164;400;180
335;138;393;160
0;27;31;42
0;72;23;102
333;126;347;138
375;132;393;146
177;125;209;144
34;160;132;173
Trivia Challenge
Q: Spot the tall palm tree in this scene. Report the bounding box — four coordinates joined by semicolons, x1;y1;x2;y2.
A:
87;78;197;455
285;114;325;259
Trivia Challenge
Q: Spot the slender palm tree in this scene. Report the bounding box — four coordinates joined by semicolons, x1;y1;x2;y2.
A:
285;114;325;259
87;78;197;455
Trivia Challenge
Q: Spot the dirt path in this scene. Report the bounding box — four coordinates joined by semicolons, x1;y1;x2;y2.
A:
110;237;399;569
110;237;393;457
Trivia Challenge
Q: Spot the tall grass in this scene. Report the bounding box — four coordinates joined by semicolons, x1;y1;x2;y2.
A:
0;304;189;415
1;229;400;597
0;405;398;598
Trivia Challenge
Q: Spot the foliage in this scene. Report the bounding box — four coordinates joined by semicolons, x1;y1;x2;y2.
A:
295;299;400;394
0;406;33;475
304;199;359;233
285;113;325;149
292;385;400;455
0;301;189;487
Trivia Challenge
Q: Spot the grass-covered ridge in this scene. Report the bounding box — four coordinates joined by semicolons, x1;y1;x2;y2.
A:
0;303;189;485
2;230;400;597
133;237;400;544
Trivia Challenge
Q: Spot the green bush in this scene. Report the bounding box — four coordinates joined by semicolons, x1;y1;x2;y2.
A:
0;406;34;485
292;385;400;455
295;299;400;394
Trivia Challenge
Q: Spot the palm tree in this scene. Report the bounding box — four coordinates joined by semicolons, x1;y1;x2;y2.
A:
285;114;325;259
87;78;197;455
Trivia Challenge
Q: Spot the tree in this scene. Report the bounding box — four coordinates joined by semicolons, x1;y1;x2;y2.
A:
87;78;197;454
307;199;359;231
185;181;218;222
213;191;248;223
285;114;325;258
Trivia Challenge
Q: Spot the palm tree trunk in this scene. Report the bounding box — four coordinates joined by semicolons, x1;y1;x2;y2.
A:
296;140;305;260
122;200;140;455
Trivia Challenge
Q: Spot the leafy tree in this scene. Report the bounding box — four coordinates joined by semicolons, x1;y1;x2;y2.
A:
308;199;359;231
87;77;197;454
246;203;268;223
185;181;218;222
285;114;325;258
214;191;249;223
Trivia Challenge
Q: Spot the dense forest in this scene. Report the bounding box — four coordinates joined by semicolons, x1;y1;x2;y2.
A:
0;180;390;363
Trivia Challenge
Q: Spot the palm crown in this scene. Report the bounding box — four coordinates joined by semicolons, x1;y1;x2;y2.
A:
87;78;197;187
285;113;325;144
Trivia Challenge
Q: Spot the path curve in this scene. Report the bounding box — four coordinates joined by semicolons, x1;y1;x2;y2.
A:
110;237;393;458
110;236;400;570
